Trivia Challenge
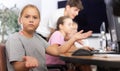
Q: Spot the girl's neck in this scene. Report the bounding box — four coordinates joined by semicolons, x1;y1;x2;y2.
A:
19;30;34;38
59;30;66;37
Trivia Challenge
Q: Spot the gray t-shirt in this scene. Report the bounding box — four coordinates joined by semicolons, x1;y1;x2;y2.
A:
5;32;49;71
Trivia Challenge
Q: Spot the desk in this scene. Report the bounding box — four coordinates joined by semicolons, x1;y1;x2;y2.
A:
60;53;120;71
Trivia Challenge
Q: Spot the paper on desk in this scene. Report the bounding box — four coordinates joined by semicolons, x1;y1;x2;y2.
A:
94;54;120;58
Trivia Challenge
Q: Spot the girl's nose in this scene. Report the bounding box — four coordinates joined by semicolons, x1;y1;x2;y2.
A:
29;20;33;23
29;17;34;23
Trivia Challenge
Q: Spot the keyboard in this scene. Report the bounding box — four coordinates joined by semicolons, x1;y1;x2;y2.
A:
91;50;117;54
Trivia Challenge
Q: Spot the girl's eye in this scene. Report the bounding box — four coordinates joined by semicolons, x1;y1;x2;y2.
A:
25;15;30;18
33;16;38;19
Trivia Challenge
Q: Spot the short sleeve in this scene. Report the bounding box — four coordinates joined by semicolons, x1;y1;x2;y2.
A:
48;31;65;45
6;36;25;62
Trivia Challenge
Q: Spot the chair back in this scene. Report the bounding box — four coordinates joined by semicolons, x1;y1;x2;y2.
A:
0;43;7;71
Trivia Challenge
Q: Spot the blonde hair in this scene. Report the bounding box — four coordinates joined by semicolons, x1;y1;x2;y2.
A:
19;4;40;19
56;16;70;30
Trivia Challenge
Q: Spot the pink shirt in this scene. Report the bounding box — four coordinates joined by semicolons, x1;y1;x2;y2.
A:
46;31;65;64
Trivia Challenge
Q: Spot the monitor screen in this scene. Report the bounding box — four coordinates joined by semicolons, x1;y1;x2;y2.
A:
105;0;120;52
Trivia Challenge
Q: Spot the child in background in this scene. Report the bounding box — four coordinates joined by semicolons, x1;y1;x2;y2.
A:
72;22;90;49
67;22;93;71
66;22;92;51
46;16;93;71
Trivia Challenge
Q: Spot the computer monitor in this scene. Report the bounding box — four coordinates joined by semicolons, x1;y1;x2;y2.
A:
105;0;120;53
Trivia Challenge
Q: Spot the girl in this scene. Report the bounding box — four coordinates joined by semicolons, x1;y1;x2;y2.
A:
46;16;73;66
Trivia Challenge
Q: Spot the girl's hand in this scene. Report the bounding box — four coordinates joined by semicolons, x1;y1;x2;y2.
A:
73;30;92;41
23;56;39;68
76;40;84;45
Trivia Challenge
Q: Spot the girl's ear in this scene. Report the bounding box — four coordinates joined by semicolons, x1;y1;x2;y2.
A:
18;17;21;24
59;24;63;30
18;17;23;29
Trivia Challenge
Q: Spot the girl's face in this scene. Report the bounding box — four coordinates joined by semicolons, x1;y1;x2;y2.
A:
72;24;78;33
61;18;73;34
19;7;40;33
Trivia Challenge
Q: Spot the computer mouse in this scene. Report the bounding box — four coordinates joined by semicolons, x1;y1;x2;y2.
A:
72;49;93;56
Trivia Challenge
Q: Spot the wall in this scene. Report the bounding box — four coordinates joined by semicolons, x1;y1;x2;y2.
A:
0;0;41;10
40;0;65;20
1;0;66;21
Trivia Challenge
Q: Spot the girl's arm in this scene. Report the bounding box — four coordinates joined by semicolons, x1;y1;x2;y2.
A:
12;56;39;71
46;30;92;56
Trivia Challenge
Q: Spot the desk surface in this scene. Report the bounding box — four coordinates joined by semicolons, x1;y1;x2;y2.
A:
60;53;120;68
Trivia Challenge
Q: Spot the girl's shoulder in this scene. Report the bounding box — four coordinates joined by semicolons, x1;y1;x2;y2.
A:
50;31;63;39
8;32;19;39
52;31;61;35
6;32;20;42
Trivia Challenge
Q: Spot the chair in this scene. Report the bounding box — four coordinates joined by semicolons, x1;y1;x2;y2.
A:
0;43;7;71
